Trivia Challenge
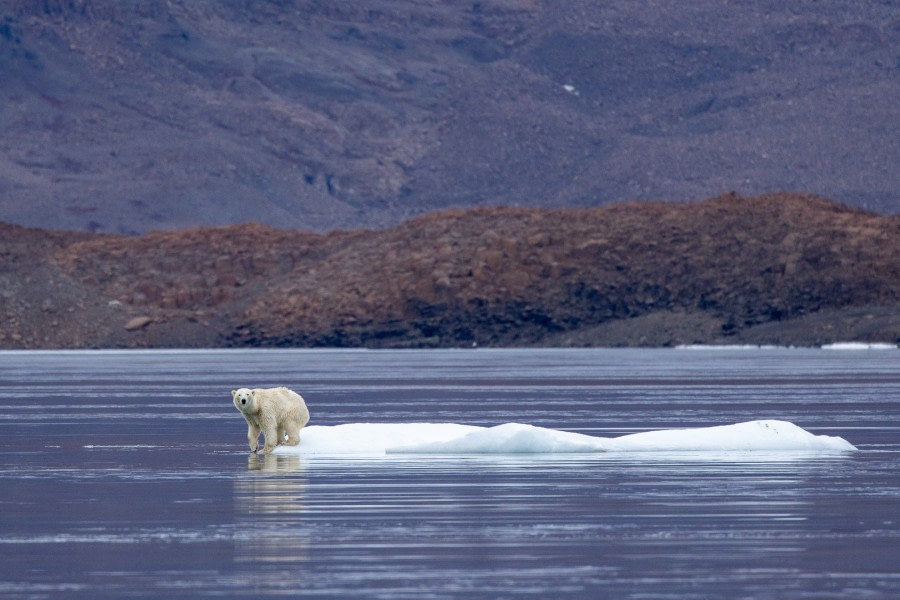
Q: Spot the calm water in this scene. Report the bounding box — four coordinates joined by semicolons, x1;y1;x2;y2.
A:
1;348;898;599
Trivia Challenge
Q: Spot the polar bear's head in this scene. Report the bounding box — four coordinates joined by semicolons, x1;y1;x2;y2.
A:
232;388;257;414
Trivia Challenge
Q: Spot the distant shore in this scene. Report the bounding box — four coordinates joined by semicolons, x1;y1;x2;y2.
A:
2;194;898;350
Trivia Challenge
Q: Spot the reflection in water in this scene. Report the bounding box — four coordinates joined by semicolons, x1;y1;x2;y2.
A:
234;453;309;564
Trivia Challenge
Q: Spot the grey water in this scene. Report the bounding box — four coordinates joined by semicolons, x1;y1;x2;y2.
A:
1;348;898;599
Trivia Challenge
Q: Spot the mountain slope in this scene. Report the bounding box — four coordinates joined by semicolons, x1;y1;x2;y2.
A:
1;1;898;233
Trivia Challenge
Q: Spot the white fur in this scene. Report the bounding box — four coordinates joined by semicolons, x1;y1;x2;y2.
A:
232;387;310;454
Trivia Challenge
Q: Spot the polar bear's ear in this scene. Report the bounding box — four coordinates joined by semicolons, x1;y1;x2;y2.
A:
231;390;236;398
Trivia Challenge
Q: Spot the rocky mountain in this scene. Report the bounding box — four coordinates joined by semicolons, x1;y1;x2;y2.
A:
2;193;898;349
1;1;898;234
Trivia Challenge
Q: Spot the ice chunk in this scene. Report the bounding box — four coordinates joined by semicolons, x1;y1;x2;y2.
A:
294;423;482;455
274;419;856;456
389;423;604;454
601;420;856;452
821;342;897;350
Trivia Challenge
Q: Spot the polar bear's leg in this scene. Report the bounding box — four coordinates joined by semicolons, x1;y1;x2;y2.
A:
260;414;279;454
246;422;260;453
277;423;298;446
282;420;301;446
286;403;309;446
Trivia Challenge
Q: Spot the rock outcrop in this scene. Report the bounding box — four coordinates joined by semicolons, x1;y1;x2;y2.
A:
2;193;897;349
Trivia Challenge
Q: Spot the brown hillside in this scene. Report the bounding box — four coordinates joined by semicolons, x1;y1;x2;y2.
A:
2;193;898;348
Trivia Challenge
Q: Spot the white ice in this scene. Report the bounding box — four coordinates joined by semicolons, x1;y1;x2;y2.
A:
675;344;784;350
675;343;897;350
821;342;897;350
273;420;856;456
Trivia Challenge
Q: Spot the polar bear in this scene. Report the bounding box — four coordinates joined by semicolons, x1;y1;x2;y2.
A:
232;387;310;454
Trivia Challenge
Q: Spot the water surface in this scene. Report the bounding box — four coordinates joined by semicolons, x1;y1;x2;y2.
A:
1;348;898;598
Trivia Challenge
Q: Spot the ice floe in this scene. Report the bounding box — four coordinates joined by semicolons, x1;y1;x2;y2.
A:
274;420;856;456
821;342;897;350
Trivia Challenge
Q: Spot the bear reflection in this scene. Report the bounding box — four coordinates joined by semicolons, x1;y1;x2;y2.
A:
234;453;309;563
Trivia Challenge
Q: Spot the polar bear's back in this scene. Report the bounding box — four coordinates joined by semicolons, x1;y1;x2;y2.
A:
254;387;309;424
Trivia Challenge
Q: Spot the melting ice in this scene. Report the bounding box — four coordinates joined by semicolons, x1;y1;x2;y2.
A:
274;420;856;456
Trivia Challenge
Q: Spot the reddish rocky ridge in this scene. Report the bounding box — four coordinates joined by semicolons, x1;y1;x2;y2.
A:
2;193;899;349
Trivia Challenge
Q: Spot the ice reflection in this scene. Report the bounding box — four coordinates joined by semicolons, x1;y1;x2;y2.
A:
234;453;309;564
598;450;857;465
